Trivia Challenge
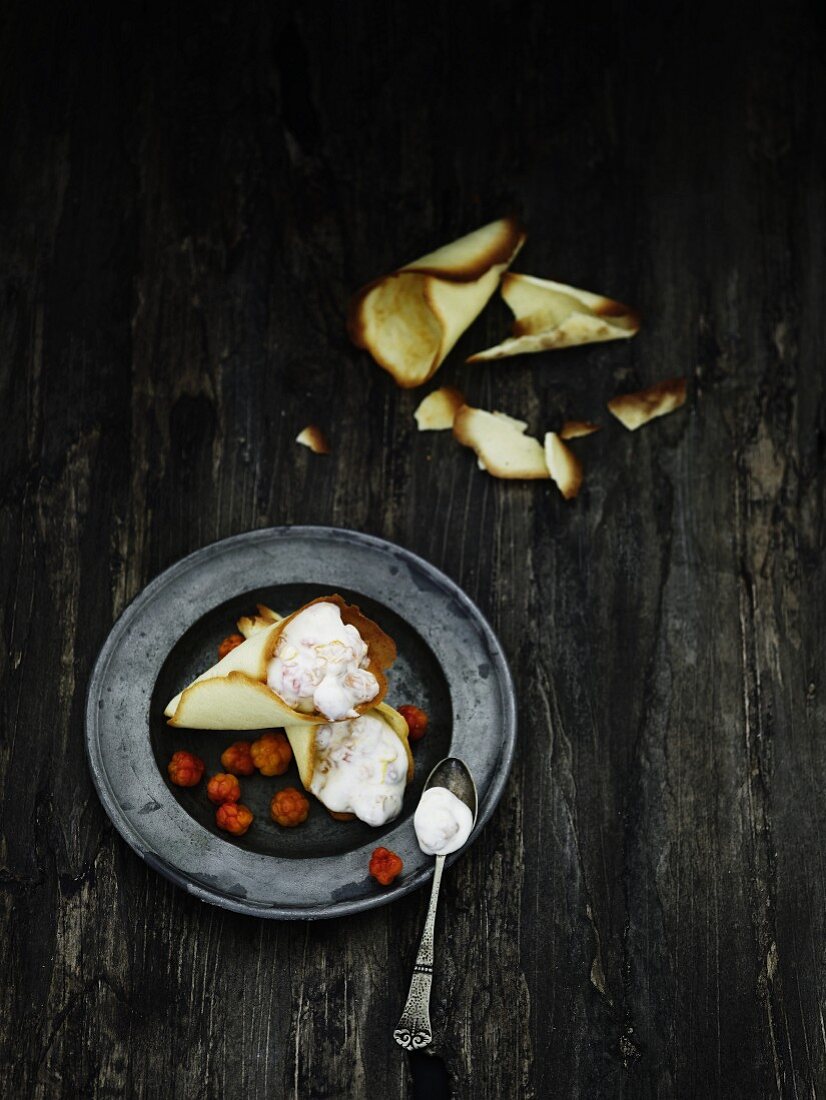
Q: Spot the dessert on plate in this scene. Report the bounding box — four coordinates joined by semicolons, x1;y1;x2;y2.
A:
165;594;414;827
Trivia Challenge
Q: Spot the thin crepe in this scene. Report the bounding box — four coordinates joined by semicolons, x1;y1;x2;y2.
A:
468;272;640;361
413;386;465;431
607;377;687;430
453;404;549;479
348;217;526;387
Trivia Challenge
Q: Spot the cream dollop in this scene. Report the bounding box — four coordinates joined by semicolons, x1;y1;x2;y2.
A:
414;787;473;856
266;602;379;721
310;713;407;826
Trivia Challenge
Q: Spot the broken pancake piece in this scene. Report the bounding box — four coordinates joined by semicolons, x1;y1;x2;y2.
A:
559;420;601;440
348;217;526;388
414;386;465;431
468;273;640;361
607;377;687;431
453;404;549;479
296;425;330;454
165;595;396;729
544;432;583;500
237;604;283;639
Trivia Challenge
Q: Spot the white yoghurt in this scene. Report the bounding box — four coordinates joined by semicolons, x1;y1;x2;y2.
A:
310;713;408;826
266;602;379;721
414;787;473;856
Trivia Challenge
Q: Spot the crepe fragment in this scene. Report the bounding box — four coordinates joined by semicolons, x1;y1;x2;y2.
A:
468;272;640;361
559;420;601;440
544;432;583;500
453;404;549;479
607;377;687;430
348;217;526;388
296;425;330;454
237;604;283;639
165;595;396;729
414;386;465;431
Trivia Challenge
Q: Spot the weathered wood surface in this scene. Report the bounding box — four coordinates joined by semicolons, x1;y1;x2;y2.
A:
1;2;824;1097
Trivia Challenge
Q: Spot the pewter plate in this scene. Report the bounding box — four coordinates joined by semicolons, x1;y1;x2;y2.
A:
85;527;517;920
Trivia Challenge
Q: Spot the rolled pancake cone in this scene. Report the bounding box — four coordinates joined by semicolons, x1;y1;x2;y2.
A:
165;595;396;729
468;272;640;361
348;217;526;388
284;702;415;793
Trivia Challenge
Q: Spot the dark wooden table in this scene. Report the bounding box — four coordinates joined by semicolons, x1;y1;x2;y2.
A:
2;2;825;1097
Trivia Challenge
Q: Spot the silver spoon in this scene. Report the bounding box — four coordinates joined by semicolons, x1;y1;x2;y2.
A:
393;757;478;1051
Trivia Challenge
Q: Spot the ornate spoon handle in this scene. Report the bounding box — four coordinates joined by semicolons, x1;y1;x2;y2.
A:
393;854;446;1050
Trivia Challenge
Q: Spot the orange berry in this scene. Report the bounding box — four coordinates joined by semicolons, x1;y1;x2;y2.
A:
398;705;428;742
206;773;242;805
270;787;310;827
218;633;245;659
250;731;292;776
220;741;255;776
216;802;253;836
168;750;205;787
369;847;403;886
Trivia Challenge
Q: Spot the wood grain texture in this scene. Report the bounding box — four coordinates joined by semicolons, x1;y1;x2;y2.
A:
1;1;824;1097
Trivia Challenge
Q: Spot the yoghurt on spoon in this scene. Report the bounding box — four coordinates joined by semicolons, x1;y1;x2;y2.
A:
414;786;474;855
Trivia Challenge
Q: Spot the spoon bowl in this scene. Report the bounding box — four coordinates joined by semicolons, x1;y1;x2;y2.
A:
422;755;478;833
426;761;477;827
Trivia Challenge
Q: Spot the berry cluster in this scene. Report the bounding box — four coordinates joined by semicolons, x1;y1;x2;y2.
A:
167;729;295;836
